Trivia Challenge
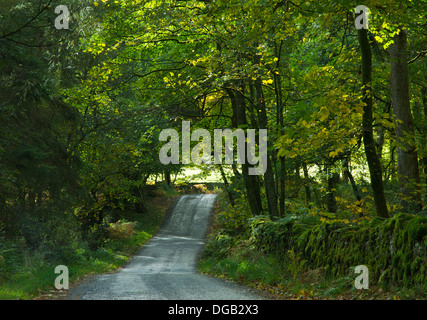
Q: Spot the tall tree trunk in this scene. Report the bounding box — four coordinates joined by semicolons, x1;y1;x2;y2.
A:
274;40;286;217
226;86;262;216
273;59;286;217
254;79;279;217
358;27;389;218
390;29;423;213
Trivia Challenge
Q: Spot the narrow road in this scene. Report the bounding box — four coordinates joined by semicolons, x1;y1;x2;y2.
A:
66;194;262;300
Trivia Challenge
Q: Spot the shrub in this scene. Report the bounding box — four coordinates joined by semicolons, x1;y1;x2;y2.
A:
107;220;136;240
216;197;252;235
202;234;235;260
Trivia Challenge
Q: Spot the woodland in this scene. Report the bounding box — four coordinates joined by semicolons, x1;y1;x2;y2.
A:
0;0;426;299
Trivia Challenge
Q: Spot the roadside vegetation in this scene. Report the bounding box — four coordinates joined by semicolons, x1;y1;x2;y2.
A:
199;191;427;300
0;188;177;300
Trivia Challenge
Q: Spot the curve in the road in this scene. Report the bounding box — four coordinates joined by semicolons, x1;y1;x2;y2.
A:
66;194;262;300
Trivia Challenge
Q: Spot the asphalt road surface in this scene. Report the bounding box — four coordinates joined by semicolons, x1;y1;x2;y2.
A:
66;194;263;300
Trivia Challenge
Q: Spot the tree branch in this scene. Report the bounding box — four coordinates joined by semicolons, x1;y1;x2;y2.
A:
0;0;52;40
408;50;426;64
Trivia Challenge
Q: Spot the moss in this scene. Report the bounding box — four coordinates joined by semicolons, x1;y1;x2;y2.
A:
370;216;387;227
392;250;402;269
384;218;396;232
245;211;427;288
410;257;422;274
379;268;391;290
403;251;413;263
406;216;427;242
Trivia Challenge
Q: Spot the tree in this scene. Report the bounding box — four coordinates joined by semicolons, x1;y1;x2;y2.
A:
0;0;86;247
366;0;425;213
357;26;389;218
389;28;423;213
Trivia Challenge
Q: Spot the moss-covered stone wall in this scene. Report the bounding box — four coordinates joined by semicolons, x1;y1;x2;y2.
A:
248;213;427;288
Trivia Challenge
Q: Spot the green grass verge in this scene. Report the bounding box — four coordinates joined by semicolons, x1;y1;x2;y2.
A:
198;240;427;300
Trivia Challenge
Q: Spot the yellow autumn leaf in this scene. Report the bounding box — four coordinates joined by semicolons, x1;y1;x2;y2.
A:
375;35;383;43
319;107;330;121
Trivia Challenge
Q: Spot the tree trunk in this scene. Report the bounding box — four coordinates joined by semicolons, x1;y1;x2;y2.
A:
358;27;389;218
219;165;234;206
423;83;427;191
164;169;171;186
390;29;423;213
226;86;262;216
343;158;362;214
273;63;286;217
279;157;286;215
326;166;338;213
302;162;311;207
254;79;279;217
